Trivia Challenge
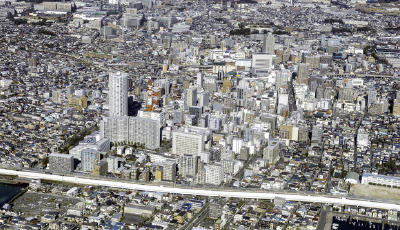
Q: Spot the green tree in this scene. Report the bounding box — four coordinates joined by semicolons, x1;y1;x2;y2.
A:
42;157;49;168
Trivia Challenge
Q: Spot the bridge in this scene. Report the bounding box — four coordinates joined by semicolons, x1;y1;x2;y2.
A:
1;168;400;210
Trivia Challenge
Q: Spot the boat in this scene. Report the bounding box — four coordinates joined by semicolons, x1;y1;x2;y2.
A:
332;223;339;230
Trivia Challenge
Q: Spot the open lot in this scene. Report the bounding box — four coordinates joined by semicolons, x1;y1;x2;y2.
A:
11;191;81;217
350;184;400;201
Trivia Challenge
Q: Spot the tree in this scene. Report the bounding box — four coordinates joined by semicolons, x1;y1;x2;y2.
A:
42;157;49;168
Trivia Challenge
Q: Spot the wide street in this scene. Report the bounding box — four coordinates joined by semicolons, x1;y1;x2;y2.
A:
1;168;400;211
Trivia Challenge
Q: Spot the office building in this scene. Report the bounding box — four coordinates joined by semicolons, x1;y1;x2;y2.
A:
189;106;203;122
81;149;101;172
48;153;74;173
198;91;210;107
339;87;355;101
173;110;184;124
311;124;323;147
222;79;232;93
218;70;224;80
197;72;203;88
109;72;128;117
367;90;377;106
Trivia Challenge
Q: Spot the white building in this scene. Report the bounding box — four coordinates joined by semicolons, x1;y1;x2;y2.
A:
251;53;274;74
69;133;110;160
109;72;128;117
172;127;211;156
100;116;161;150
361;173;400;187
357;128;369;151
205;163;223;186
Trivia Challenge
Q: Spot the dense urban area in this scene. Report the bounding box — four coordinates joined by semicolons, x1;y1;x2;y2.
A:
0;0;400;229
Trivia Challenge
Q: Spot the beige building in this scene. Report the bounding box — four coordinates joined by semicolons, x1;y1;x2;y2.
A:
92;160;108;176
68;96;87;110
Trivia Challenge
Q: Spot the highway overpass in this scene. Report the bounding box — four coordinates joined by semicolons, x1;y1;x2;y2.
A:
1;168;400;211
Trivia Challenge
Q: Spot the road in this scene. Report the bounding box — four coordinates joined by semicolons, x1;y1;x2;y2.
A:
2;168;400;211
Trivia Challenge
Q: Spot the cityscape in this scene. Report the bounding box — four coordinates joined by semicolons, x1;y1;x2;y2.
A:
0;0;400;229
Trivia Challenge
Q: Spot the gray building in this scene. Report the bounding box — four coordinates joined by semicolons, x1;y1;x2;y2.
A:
49;153;74;172
178;154;198;178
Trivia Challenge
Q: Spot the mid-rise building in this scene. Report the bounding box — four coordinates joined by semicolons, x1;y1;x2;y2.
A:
68;96;87;110
252;54;274;74
93;159;108;176
263;139;280;164
69;133;110;160
48;153;74;172
205;163;223;185
296;64;310;85
178;154;198;178
163;161;177;181
172;127;211;156
184;87;197;110
262;33;275;54
81;149;100;172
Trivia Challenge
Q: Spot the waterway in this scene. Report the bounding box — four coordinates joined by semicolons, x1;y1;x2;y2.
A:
0;183;26;208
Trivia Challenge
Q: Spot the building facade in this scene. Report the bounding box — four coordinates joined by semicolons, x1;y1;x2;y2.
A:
109;72;128;117
49;153;74;172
